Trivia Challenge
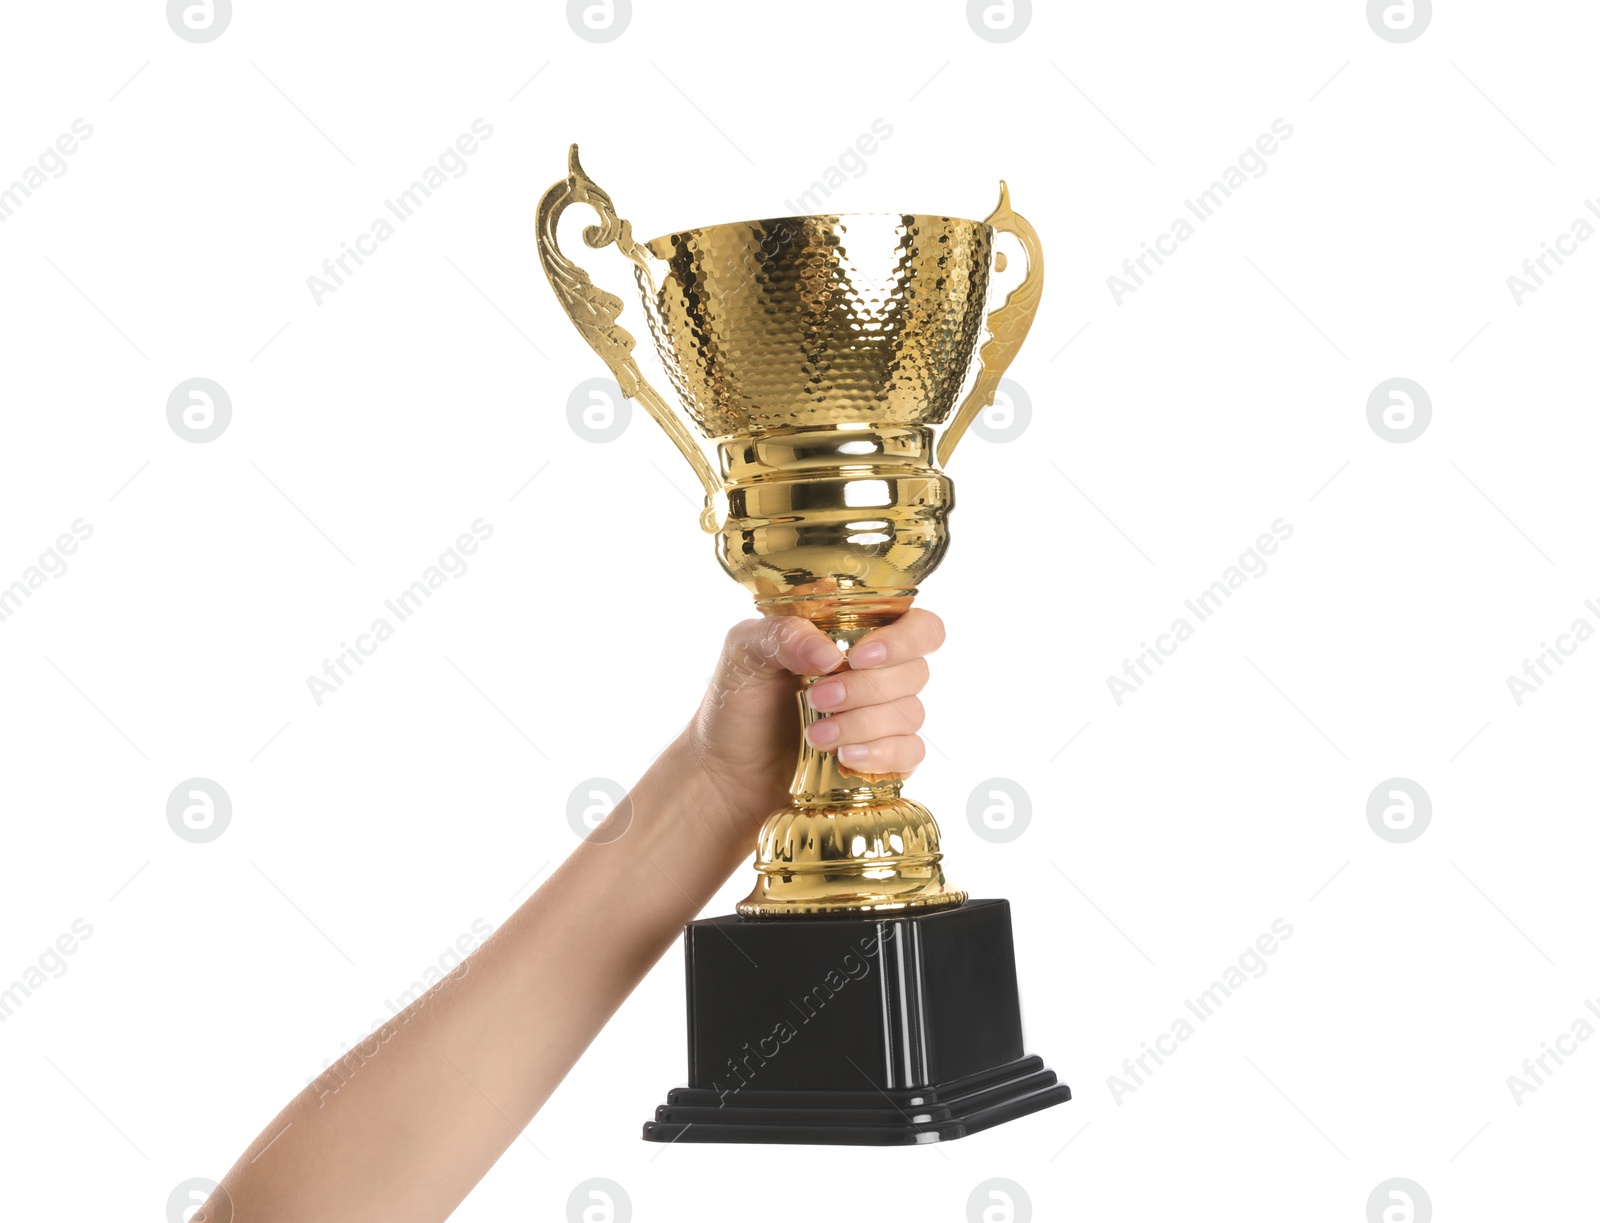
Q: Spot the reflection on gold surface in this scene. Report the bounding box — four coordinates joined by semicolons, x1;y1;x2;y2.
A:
537;146;1043;915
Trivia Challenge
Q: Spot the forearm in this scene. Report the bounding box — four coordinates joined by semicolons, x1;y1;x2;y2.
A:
212;732;746;1223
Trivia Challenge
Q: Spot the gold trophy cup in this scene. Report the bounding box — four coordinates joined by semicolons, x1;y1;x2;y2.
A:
537;146;1042;917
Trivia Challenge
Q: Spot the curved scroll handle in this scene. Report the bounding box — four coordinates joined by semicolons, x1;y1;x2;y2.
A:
536;144;724;533
936;181;1045;469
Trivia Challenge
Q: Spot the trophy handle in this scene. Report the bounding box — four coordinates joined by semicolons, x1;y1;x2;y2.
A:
935;181;1045;469
536;144;724;533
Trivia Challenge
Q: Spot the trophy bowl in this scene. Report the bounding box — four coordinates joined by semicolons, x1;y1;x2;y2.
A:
537;146;1043;916
635;211;994;437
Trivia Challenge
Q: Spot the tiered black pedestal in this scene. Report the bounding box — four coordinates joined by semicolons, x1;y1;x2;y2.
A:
642;898;1070;1145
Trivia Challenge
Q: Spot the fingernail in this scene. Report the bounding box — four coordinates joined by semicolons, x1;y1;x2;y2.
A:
803;639;843;673
808;681;846;710
807;720;840;747
850;640;888;668
838;744;870;764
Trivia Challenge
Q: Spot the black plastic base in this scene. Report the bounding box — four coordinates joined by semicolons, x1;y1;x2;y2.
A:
642;898;1070;1145
644;1054;1070;1145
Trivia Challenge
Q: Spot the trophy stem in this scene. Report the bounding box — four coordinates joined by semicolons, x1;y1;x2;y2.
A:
737;600;967;918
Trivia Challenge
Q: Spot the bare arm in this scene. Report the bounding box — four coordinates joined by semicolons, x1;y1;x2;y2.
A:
202;610;945;1223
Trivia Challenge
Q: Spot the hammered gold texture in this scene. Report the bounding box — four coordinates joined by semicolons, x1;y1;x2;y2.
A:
535;146;1045;916
636;214;993;438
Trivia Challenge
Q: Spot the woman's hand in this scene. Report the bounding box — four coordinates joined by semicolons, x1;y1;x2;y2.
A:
205;606;946;1223
684;609;946;843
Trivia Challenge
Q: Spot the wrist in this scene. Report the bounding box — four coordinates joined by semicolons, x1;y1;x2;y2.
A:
646;729;756;860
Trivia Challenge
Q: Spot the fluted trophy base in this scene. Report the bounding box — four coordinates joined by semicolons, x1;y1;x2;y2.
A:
736;591;968;917
642;899;1070;1145
737;796;968;917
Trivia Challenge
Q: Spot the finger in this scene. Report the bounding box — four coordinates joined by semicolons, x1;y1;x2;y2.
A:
836;734;926;774
806;658;929;713
720;616;844;681
846;608;946;670
806;696;925;750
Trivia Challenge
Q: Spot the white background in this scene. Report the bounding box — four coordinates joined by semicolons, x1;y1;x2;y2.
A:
2;2;1596;1220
